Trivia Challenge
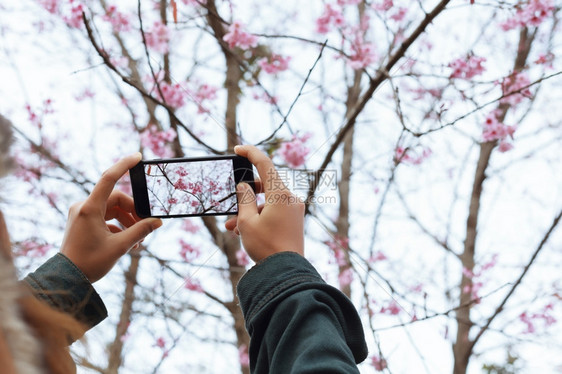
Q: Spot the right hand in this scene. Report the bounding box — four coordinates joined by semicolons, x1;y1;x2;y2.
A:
224;145;305;262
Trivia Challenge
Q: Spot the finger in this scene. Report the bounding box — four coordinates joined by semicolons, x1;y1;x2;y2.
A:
89;153;142;207
106;206;137;228
106;190;142;221
236;183;258;223
225;216;237;231
224;202;264;231
107;224;122;234
234;145;288;198
113;218;163;255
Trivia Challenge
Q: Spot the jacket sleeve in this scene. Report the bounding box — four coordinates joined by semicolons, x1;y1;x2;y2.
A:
237;252;368;374
23;253;108;330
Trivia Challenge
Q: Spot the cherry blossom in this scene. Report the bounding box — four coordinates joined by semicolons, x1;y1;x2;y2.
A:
372;0;393;12
500;71;532;106
534;52;555;68
184;278;204;292
236;250;250;266
64;0;84;28
182;219;200;233
154;337;166;349
179;239;200;261
369;251;387;263
371;355;388;371
277;132;312;168
394;145;432;165
140;124;177;158
448;55;486;79
348;35;377;70
338;268;354;287
482;110;516;151
39;0;59;14
193;83;218;113
103;5;131;32
390;7;408;22
519;303;557;334
258;53;291;74
500;0;555;31
316;4;345;34
156;81;187;108
145;21;170;54
337;0;362;5
223;21;258;50
239;344;250;368
380;300;401;315
15;240;52;258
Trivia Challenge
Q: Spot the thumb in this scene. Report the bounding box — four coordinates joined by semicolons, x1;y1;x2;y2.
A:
115;218;163;253
237;183;258;219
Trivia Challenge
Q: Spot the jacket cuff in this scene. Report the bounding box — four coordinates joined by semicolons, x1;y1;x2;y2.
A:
23;253;108;329
237;252;324;324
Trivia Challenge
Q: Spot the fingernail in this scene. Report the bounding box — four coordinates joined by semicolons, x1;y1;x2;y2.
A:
234;145;243;152
237;183;247;192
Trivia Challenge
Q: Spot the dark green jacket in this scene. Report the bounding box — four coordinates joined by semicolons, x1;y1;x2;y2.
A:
23;252;107;329
237;252;368;373
24;251;368;372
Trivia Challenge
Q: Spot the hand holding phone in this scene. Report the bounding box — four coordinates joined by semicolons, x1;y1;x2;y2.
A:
224;145;305;262
130;155;254;218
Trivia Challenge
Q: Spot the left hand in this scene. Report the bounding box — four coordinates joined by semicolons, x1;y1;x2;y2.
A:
60;153;162;283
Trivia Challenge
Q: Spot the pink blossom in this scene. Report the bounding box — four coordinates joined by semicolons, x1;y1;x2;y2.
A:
182;219;200;233
390;7;407;22
372;0;393;12
500;72;532;106
239;344;250;368
145;21;170;54
380;300;401;315
534;52;555;68
236;250;250;266
258;54;291;74
140;124;177;158
448;55;486;79
371;355;388;371
39;0;59;14
482;110;516;149
184;278;204;292
500;0;555;31
337;0;362;5
463;281;483;303
316;4;345;34
223;21;258;50
348;36;376;70
179;239;200;261
154;337;166;349
156;82;186;108
174;178;188;191
15;240;52;258
64;1;84;28
74;88;95;101
338;268;354;287
103;5;131;32
369;251;387;263
193;83;218;113
394;145;432;165
278;133;312;168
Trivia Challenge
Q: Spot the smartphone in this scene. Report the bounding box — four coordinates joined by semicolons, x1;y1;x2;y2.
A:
129;155;254;218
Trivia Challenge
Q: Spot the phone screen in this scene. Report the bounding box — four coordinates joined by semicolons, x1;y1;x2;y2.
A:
130;156;254;218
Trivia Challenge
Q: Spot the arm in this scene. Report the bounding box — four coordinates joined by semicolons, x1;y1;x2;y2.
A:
24;153;162;332
24;253;107;329
225;145;368;373
237;252;367;374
